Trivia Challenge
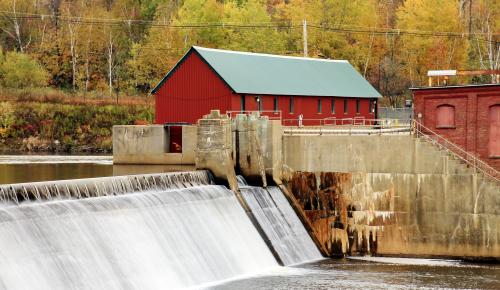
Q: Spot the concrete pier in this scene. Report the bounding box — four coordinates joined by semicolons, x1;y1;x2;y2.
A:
113;125;196;165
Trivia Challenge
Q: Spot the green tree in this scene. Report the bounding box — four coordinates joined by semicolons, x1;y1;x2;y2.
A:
223;0;286;53
174;0;226;49
0;51;49;88
125;0;184;91
127;28;184;90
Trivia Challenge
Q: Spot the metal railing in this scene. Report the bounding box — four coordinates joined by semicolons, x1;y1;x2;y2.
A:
413;120;500;183
283;118;412;135
282;117;412;127
226;110;282;120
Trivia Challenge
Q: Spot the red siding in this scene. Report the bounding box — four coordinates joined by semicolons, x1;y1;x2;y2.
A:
154;51;377;126
413;85;500;170
155;52;233;124
230;94;375;125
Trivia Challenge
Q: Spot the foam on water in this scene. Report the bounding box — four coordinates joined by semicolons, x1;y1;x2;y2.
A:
0;184;278;289
347;256;464;267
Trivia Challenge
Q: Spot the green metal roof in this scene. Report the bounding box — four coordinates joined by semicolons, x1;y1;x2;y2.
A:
152;46;382;98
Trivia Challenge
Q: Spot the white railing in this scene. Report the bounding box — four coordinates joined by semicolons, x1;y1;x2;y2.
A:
413;120;500;183
282;117;412;127
282;118;412;135
226;110;282;121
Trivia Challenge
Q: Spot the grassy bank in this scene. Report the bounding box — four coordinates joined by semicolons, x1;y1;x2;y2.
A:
0;99;154;153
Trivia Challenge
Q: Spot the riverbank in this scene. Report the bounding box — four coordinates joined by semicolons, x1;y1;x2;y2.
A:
0;99;154;153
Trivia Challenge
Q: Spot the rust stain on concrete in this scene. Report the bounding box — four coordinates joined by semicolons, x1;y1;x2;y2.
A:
285;171;394;257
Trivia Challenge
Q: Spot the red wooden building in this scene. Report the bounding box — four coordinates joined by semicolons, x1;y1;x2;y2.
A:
152;46;381;125
411;84;500;170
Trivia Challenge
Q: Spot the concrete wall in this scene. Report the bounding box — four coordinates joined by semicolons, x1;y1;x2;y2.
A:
233;114;282;184
113;125;196;164
283;135;477;175
195;111;235;184
282;134;500;260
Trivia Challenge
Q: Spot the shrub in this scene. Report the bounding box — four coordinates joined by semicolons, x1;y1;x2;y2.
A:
0;51;49;89
0;100;154;152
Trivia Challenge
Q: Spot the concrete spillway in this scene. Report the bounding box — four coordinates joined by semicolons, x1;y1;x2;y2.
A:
0;171;211;205
0;172;278;289
239;178;322;265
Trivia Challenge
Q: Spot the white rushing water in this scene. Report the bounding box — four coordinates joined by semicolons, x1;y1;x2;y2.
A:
240;184;323;266
0;184;278;290
0;171;211;205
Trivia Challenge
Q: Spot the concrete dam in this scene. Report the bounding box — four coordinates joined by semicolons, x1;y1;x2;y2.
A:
0;171;322;289
114;110;500;261
1;110;498;288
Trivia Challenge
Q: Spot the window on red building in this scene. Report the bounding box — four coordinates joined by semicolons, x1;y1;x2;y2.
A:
331;97;335;114
273;96;278;112
356;99;360;114
317;98;322;113
289;97;294;114
344;99;348;114
436;104;455;128
489;105;500;157
240;95;246;111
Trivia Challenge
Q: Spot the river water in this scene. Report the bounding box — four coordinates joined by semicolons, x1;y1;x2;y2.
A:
0;155;194;184
211;258;500;289
0;155;498;289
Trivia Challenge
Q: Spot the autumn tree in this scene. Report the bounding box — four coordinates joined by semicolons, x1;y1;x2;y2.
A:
222;0;286;53
396;0;468;86
470;0;499;83
0;51;49;88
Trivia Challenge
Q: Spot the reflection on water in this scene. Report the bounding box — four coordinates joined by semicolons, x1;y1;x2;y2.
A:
211;258;500;290
0;155;112;164
0;163;113;184
0;155;195;184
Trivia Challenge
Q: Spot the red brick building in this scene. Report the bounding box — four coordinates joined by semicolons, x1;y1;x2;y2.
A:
151;46;381;125
411;84;500;170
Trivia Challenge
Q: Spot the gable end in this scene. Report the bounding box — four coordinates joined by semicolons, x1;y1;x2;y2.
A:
151;47;236;95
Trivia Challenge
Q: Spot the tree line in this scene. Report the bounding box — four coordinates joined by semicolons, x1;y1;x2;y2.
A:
0;0;498;105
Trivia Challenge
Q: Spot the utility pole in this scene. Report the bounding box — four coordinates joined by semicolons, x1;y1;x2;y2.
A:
303;19;308;57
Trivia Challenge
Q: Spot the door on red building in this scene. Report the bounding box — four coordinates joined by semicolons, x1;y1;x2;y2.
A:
489;105;500;157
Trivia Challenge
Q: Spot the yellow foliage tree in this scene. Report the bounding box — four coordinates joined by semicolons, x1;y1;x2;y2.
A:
397;0;468;85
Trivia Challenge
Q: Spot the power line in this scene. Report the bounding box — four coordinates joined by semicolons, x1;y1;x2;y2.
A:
1;9;499;43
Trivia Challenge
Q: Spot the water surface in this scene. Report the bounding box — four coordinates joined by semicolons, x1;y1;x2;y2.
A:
211;258;500;289
0;155;194;184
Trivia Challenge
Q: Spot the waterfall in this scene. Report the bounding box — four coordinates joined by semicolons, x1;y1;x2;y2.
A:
239;181;323;265
0;171;211;205
0;173;278;289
